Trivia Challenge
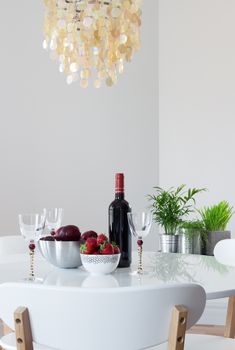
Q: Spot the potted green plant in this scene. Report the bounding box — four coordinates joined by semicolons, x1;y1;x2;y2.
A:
178;220;205;255
198;201;234;256
149;185;205;253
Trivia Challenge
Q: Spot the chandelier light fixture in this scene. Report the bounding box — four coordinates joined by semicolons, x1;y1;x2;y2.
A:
42;0;142;88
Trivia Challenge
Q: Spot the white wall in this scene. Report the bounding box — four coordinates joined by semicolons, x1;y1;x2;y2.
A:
159;0;235;232
0;1;158;249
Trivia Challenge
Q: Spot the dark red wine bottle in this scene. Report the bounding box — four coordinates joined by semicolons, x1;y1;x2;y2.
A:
109;173;132;268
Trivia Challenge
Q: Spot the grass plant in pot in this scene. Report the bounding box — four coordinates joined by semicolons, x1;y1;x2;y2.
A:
149;185;205;253
178;220;205;255
198;201;234;256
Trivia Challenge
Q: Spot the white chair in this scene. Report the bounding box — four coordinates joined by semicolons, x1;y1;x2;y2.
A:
214;239;235;267
0;235;28;341
0;236;27;256
0;282;205;350
0;282;231;350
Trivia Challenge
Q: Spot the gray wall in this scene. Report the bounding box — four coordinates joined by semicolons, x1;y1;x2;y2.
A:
0;1;158;249
159;0;235;232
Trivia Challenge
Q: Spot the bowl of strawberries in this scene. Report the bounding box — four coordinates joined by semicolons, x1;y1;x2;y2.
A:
80;234;120;275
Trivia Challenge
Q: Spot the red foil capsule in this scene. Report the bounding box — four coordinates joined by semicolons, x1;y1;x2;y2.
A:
115;173;124;193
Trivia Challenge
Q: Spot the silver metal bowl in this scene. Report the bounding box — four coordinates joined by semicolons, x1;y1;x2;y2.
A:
38;240;81;269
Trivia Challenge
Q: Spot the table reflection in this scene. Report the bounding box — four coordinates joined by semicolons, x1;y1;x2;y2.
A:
0;252;233;297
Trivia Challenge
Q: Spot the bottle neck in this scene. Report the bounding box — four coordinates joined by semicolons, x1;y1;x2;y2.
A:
115;192;125;200
115;173;124;198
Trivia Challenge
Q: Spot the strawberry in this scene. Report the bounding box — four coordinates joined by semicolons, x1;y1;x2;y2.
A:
97;233;108;245
111;242;120;254
100;242;114;255
113;246;120;254
80;237;98;254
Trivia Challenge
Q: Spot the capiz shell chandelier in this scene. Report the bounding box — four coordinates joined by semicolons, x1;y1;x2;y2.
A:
43;0;142;88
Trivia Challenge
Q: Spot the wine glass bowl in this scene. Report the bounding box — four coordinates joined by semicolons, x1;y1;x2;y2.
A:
127;211;152;274
44;208;63;233
19;213;46;281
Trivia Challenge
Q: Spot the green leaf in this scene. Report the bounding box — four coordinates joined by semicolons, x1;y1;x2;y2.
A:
149;185;206;234
198;201;234;231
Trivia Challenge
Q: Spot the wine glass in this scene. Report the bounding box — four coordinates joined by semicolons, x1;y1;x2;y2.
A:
19;213;46;281
127;211;152;275
44;208;63;233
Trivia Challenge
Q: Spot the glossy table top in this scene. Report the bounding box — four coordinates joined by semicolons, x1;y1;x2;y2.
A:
0;251;234;300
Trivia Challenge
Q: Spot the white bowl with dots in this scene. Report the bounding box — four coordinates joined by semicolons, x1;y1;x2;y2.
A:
80;254;121;275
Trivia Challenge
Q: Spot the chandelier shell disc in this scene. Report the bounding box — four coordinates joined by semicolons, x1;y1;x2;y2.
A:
43;0;142;87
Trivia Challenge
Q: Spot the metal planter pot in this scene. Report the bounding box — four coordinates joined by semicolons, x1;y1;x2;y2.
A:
178;233;201;255
206;230;231;256
159;234;178;253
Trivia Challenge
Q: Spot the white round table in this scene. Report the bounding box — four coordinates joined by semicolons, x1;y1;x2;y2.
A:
0;251;234;300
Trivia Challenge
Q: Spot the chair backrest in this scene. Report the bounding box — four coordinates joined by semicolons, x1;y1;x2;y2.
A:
214;238;235;266
0;282;206;350
0;235;27;255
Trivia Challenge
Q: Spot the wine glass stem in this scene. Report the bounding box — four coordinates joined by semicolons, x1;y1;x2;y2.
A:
137;244;143;274
28;243;35;280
